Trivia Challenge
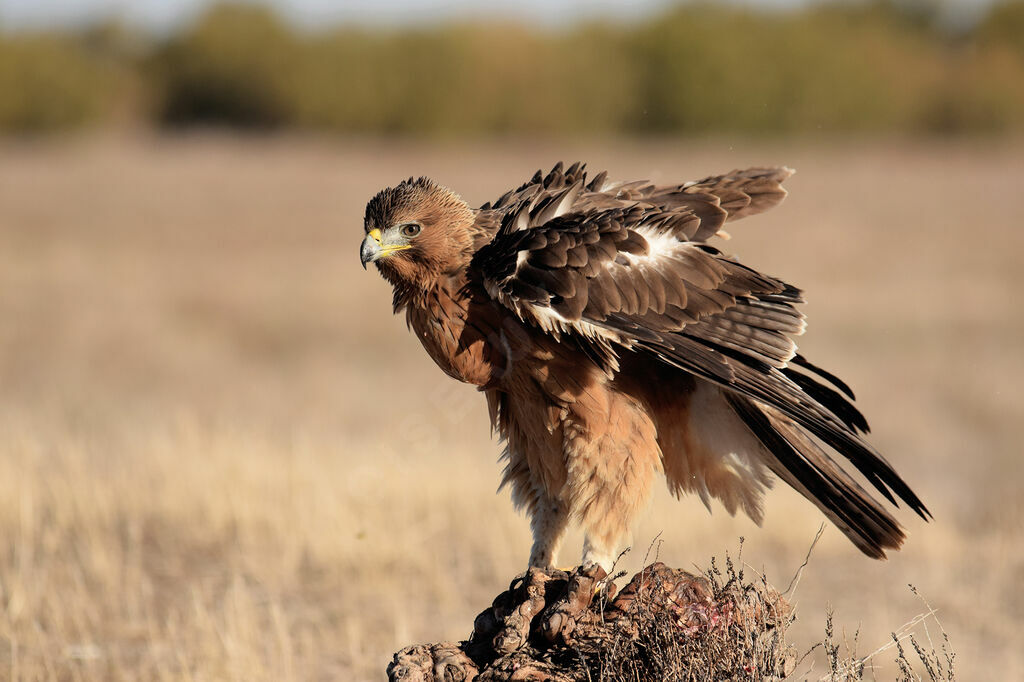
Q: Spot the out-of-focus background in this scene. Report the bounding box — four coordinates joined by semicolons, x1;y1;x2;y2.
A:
1;1;1022;679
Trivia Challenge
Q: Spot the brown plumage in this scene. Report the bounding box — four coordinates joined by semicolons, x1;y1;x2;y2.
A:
360;162;929;569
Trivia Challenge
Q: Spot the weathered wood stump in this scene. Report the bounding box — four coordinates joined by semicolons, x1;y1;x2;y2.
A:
387;561;796;681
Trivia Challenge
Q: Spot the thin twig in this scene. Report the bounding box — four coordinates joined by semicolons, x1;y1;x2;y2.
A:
822;608;939;680
784;523;825;597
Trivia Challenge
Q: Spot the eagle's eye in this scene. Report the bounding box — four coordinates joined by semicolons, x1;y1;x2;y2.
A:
399;223;421;238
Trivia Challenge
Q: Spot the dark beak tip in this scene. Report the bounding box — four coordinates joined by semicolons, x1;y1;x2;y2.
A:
359;237;375;270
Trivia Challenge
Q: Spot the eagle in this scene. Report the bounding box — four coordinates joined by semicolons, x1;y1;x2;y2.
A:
359;162;928;570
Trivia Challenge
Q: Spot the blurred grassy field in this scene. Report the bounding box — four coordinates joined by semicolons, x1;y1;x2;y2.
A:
0;134;1021;680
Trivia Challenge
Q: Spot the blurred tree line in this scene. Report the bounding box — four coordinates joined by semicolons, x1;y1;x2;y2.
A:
2;0;1024;135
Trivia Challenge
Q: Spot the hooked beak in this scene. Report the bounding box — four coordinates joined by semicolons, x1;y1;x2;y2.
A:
360;230;381;269
360;228;410;270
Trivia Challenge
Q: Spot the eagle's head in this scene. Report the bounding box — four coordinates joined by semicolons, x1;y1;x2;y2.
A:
360;177;475;289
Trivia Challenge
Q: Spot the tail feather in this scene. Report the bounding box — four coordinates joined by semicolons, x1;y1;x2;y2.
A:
726;393;906;558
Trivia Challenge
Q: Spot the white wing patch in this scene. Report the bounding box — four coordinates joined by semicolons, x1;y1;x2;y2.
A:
609;226;692;280
516;249;530;269
631;225;685;260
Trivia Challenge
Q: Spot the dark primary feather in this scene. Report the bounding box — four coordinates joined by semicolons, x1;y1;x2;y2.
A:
726;393;905;558
469;162;928;556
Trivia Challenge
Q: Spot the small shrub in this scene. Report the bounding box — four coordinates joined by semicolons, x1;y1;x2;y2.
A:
148;3;300;129
0;34;111;132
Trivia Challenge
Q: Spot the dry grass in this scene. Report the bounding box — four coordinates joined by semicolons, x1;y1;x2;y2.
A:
0;134;1021;680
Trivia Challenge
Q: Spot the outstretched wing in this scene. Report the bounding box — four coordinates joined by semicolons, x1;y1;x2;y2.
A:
471;164;929;537
480;161;794;243
474;204;804;373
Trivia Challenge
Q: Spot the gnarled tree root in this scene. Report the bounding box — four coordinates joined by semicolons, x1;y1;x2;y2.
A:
387;561;797;681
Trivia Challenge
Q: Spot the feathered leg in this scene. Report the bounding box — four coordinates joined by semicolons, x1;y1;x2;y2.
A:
492;390;573;568
566;393;663;571
528;497;570;568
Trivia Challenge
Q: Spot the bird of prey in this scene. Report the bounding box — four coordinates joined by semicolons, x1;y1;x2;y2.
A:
360;162;928;570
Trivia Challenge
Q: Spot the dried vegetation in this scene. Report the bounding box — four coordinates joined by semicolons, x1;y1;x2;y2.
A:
0;137;1018;680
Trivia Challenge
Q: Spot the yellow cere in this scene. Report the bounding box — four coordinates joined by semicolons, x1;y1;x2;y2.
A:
366;227;411;258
